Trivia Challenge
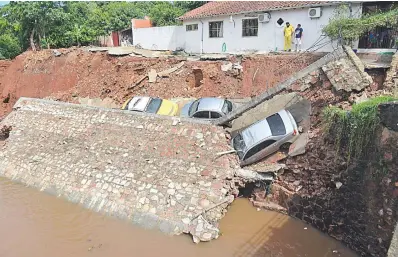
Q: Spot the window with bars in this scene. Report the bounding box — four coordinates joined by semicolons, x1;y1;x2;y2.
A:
186;24;198;31
242;18;258;37
209;21;223;38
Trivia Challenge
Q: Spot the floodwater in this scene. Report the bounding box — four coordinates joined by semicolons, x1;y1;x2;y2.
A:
0;177;357;257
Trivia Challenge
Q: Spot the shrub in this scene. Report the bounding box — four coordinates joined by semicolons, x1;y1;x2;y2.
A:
322;96;397;163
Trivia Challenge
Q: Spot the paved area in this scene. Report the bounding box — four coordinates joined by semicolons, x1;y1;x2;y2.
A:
0;98;243;243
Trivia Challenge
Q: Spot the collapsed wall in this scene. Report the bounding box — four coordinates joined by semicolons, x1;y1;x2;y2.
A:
229;46;397;257
0;98;253;243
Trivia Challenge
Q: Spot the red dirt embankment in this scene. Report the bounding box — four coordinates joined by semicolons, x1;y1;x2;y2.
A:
0;48;321;117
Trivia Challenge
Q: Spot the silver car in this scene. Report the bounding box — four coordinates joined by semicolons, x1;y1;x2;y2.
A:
232;109;299;167
180;97;233;119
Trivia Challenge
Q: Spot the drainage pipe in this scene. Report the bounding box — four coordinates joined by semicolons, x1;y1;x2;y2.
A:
200;20;204;54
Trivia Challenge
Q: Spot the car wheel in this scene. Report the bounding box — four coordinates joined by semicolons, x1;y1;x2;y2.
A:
280;142;291;150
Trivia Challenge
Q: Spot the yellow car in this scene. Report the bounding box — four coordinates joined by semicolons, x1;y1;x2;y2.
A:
121;96;178;116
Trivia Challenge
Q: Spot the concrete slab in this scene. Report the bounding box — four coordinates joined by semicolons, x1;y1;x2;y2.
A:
0;98;245;243
361;58;391;69
200;54;228;61
148;69;157;83
132;48;170;58
88;47;110;52
288;132;309;157
231;92;304;136
108;47;135;56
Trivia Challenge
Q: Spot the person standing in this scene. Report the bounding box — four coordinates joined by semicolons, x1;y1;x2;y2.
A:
283;22;294;51
294;24;304;52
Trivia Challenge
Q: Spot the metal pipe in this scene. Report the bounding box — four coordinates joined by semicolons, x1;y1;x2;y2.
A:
200;20;204;54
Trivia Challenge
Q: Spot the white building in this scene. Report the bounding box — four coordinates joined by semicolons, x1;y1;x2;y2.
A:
133;1;363;54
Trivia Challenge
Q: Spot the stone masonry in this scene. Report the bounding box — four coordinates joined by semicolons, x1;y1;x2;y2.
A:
0;98;246;243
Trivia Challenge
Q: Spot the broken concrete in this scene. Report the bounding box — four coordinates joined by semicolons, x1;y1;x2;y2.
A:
214;46;346;126
0;97;246;243
200;54;228;61
231;92;306;135
385;52;398;92
322;46;373;92
148;69;157;83
158;62;185;77
108;47;135;56
88;47;111;52
388;223;398;257
131;48;167;58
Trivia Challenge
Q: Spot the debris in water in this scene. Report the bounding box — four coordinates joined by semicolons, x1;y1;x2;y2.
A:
304;227;308;230
335;182;343;189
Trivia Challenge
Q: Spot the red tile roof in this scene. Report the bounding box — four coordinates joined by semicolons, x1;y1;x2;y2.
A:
179;1;335;20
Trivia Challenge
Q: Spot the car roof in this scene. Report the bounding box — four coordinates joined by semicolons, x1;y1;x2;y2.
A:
241;118;272;150
196;98;225;113
128;96;151;111
241;109;292;150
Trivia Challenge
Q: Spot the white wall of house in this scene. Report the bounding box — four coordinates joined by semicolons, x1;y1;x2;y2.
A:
132;26;185;51
183;3;362;54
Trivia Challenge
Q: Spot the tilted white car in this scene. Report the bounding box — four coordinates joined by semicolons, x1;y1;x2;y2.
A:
232;109;299;167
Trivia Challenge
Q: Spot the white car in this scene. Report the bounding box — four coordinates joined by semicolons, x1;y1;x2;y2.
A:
180;97;234;119
232;109;299;167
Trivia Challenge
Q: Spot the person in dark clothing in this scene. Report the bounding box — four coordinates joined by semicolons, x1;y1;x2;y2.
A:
294;24;304;52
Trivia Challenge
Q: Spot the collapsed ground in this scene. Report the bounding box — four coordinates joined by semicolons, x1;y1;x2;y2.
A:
0;48;321;118
0;47;397;257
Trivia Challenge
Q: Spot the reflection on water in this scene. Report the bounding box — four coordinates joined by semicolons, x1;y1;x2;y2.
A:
0;178;357;257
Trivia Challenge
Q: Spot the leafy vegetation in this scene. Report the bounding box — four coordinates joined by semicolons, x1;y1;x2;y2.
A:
322;96;397;163
0;1;206;59
323;4;398;43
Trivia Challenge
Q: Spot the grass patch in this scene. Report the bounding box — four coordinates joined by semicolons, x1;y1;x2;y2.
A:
322;96;397;163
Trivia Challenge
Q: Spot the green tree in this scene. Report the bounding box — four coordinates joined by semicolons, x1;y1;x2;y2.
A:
0;1;206;58
104;2;145;31
323;4;398;43
3;1;67;50
0;8;21;58
174;1;207;12
149;2;185;26
0;33;21;59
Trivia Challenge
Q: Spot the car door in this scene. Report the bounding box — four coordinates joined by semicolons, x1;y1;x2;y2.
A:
210;111;222;119
193;111;210;119
241;139;277;166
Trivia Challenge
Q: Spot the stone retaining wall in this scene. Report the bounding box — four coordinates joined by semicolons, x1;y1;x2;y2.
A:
0;98;243;243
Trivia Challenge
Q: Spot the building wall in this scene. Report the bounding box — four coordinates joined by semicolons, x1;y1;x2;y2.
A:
183;3;362;54
98;34;114;47
132;26;185;51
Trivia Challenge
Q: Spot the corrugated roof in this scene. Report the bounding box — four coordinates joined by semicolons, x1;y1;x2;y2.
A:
178;1;336;20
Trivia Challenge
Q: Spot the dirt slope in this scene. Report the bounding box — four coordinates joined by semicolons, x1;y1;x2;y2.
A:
0;48;320;118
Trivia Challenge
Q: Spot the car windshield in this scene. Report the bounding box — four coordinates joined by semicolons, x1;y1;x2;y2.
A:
222;100;233;114
188;100;200;116
146;98;162;114
233;133;246;160
266;113;286;136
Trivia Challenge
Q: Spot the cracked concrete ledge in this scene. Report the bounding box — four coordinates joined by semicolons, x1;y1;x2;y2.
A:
1;98;241;243
388;223;398;257
13;97;213;125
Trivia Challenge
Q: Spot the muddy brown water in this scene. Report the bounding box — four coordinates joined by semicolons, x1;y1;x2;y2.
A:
0;177;357;257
